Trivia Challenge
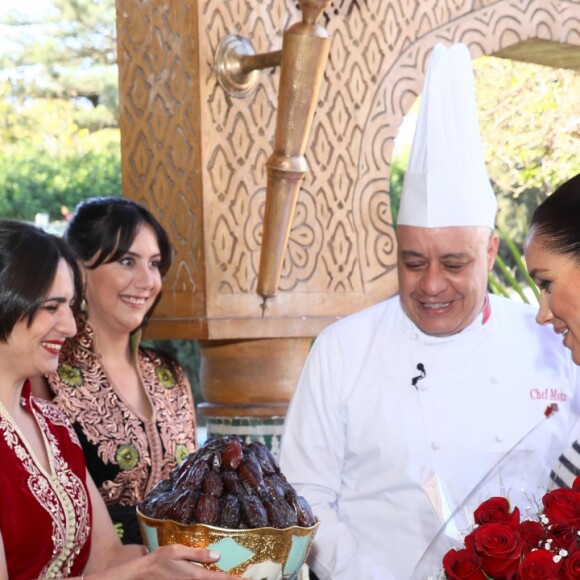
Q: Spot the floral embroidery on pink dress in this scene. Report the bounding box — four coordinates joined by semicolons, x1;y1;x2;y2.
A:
47;319;196;543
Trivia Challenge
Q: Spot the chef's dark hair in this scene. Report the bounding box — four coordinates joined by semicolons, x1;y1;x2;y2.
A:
530;172;580;261
65;196;172;277
0;219;83;342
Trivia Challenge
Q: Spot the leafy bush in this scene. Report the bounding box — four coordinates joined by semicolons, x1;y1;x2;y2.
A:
0;96;121;221
489;227;539;306
0;145;120;220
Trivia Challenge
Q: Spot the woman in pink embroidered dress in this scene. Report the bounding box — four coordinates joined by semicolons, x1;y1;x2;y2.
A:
33;197;198;545
0;219;235;579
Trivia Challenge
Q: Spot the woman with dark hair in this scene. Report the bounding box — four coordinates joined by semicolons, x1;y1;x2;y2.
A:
0;219;234;579
33;197;197;545
525;172;580;489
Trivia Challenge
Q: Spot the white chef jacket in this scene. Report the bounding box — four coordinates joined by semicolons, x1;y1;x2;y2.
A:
279;294;580;580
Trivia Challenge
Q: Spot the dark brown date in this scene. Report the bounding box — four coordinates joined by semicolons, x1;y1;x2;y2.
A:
222;470;245;497
138;488;170;518
238;456;264;492
208;451;222;471
145;487;186;520
195;493;220;525
171;453;196;481
173;488;200;524
140;478;172;509
219;494;241;528
290;495;316;527
263;498;298;529
239;494;268;528
248;442;280;475
263;473;288;501
175;458;209;489
203;469;224;497
222;437;244;470
139;438;316;530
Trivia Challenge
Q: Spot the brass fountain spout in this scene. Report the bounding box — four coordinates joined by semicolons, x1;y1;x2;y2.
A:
258;0;332;300
215;0;332;304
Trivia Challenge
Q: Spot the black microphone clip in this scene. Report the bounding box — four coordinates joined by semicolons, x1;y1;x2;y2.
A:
411;363;426;390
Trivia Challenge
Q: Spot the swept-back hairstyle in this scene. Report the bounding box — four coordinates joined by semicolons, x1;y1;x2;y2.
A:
0;219;83;342
529;173;580;262
65;197;172;276
65;197;173;329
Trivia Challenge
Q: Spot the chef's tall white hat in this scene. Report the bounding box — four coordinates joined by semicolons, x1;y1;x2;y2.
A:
397;43;497;228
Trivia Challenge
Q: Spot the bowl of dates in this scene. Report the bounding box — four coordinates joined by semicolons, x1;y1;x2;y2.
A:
137;436;318;579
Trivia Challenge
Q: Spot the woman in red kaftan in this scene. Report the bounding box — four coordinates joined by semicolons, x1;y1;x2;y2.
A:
0;381;92;579
0;220;235;580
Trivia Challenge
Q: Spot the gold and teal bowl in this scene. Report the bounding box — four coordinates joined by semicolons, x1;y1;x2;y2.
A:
137;509;319;579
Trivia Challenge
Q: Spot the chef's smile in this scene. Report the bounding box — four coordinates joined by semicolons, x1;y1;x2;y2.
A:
397;225;498;337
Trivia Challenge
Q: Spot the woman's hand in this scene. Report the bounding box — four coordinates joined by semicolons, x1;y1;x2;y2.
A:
139;544;238;579
87;544;239;579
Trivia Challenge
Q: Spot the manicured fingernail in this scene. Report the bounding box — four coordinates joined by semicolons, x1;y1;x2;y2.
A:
208;550;220;560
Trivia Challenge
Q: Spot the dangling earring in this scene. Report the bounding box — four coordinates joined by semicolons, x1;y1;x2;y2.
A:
80;297;87;312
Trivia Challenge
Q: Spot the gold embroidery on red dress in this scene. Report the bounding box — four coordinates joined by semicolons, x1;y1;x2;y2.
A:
0;400;90;578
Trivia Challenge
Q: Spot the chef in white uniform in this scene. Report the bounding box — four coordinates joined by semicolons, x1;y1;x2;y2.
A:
279;43;580;580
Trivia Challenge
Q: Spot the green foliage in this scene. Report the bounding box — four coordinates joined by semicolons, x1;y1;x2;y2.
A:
476;57;579;301
475;56;580;252
0;144;120;220
1;0;118;120
489;226;539;306
389;147;408;226
0;94;120;221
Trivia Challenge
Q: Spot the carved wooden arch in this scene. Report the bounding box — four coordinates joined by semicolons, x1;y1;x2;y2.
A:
356;0;580;284
116;0;580;340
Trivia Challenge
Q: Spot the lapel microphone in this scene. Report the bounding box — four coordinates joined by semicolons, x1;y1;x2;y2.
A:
412;363;426;390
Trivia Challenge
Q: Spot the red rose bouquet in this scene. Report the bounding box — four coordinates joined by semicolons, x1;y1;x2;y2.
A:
441;477;580;579
412;404;572;580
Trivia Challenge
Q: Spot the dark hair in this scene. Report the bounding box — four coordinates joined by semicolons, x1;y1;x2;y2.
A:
65;197;172;276
530;173;580;261
0;219;83;342
65;197;172;328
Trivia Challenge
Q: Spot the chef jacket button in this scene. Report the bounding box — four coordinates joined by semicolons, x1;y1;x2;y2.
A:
431;441;440;450
410;333;418;341
495;434;504;442
490;376;499;384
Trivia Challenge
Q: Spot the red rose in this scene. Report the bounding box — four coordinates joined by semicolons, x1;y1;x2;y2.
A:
542;488;580;526
474;497;520;530
519;520;545;551
573;475;580;493
442;548;486;580
466;523;523;578
546;522;577;552
560;549;580;580
518;548;560;579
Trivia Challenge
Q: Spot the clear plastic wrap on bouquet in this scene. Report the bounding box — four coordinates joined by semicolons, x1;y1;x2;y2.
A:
411;404;561;580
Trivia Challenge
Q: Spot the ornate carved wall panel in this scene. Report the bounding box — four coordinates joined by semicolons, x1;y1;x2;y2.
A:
116;0;207;336
116;0;580;340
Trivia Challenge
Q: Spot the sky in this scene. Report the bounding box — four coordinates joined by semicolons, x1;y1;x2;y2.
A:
0;0;52;57
0;0;417;150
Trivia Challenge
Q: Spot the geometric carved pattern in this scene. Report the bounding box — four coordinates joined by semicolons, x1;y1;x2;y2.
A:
116;0;205;325
116;0;580;338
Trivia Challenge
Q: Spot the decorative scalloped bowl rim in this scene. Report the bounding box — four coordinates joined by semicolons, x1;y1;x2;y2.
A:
136;508;319;578
136;508;319;534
